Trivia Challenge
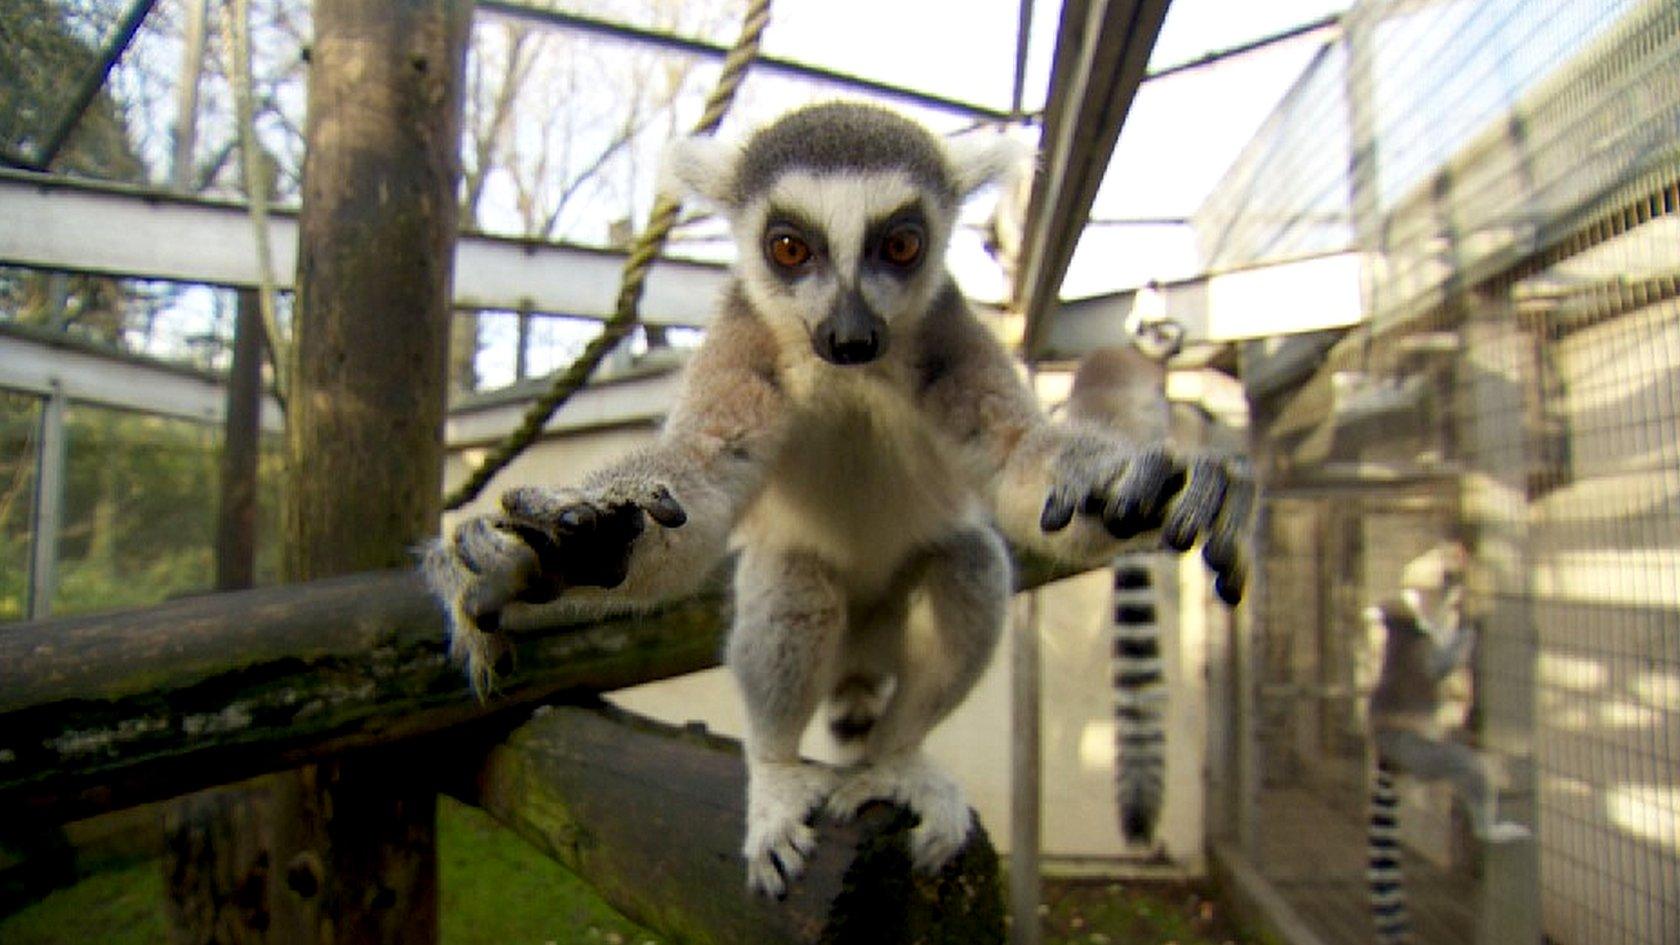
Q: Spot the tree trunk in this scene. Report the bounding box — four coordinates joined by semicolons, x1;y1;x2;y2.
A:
269;0;470;940
215;288;263;592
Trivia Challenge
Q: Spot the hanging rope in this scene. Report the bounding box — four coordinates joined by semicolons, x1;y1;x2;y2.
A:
444;0;772;511
221;0;289;406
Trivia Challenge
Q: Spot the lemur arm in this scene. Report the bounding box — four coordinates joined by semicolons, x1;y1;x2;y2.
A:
909;290;1125;566
552;304;792;605
910;290;1251;599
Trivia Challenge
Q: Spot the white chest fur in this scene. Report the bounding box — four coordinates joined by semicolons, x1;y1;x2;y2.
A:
736;370;980;597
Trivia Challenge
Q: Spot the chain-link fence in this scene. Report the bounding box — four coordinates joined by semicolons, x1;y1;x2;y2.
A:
1211;2;1679;943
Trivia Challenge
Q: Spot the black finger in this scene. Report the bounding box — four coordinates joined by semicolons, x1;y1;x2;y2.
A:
1214;557;1247;606
645;486;688;528
1162;458;1227;551
1041;486;1077;532
501;486;564;524
1202;470;1254;573
1104;447;1174;539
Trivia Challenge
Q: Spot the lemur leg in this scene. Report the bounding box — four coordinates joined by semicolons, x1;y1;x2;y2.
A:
1376;730;1528;840
727;547;846;898
826;525;1010;873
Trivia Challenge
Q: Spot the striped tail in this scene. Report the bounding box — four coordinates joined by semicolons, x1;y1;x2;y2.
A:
1112;555;1167;845
1369;759;1410;945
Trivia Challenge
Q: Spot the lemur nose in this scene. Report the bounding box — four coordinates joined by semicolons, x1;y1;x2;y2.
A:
822;328;881;365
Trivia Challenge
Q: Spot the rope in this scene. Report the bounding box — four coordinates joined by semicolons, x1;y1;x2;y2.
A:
221;0;289;406
444;0;772;511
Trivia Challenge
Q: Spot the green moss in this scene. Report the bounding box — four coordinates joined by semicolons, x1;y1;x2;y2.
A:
438;796;665;945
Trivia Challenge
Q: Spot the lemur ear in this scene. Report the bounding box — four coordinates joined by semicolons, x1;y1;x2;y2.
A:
945;131;1036;199
659;135;742;210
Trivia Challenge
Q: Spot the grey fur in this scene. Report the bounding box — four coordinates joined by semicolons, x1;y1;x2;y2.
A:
730;102;957;208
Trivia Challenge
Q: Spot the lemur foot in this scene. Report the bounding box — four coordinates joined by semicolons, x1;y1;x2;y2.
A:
1039;439;1254;604
826;752;972;874
743;761;838;898
423;476;686;694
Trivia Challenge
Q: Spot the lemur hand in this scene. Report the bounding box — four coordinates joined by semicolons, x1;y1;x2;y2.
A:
1038;442;1254;604
424;477;686;693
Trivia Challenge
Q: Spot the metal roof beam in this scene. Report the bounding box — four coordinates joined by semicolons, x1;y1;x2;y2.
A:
0;324;284;430
1015;0;1171;359
478;1;1013;122
0;169;727;326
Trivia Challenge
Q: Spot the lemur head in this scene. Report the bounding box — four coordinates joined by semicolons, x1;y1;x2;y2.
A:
662;102;1028;367
1400;542;1468;627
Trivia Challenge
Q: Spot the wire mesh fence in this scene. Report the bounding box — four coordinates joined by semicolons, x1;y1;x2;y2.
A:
1216;1;1679;943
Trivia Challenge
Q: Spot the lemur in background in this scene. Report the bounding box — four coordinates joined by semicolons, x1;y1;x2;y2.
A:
1064;297;1187;847
1366;543;1529;945
426;102;1253;897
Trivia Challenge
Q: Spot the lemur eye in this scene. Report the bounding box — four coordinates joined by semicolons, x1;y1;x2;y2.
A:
767;233;812;269
880;224;924;268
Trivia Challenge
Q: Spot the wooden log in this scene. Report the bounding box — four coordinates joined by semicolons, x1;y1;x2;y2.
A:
0;570;725;823
454;701;1005;945
0;551;1088;824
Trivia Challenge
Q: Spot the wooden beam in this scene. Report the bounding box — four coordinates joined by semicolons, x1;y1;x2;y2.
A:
0;550;1089;825
0;570;727;823
455;701;1005;945
0;168;727;326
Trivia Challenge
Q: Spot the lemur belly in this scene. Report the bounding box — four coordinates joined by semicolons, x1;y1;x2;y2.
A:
737;386;979;600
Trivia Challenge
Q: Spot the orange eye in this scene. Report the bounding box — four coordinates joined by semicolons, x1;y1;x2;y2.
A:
881;225;924;267
767;233;812;269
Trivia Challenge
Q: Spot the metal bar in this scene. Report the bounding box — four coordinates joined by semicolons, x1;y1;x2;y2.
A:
1144;12;1342;83
0;169;727;326
477;0;1013;122
27;385;67;620
1009;590;1043;945
35;0;160;170
1017;0;1171;353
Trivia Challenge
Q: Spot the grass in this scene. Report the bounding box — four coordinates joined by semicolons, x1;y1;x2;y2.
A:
0;802;1275;945
0;798;665;945
0;858;167;945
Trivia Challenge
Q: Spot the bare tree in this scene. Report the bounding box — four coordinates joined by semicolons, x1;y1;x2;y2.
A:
449;0;738;392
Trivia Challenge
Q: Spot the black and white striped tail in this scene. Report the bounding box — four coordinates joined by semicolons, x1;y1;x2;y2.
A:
1112;555;1166;845
1369;758;1410;945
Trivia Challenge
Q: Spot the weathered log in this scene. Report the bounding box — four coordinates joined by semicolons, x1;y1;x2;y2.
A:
454;700;1005;945
0;550;1087;824
0;570;726;822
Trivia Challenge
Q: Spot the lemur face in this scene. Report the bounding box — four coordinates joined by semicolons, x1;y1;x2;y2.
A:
662;102;1029;369
736;169;954;366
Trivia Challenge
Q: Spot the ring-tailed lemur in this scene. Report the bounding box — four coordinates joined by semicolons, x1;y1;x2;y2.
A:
425;102;1254;897
1064;311;1187;847
1365;542;1529;944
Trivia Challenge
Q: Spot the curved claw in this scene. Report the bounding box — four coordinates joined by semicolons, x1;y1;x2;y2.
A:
1040;486;1078;532
645;485;688;528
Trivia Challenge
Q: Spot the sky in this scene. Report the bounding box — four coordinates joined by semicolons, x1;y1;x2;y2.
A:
71;0;1359;380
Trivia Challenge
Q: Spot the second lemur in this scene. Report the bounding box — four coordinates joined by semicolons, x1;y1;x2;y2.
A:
1366;543;1529;945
